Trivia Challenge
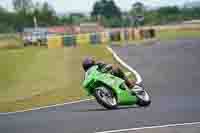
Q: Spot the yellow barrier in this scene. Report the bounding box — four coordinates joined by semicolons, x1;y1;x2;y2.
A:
46;28;156;48
120;31;125;41
127;29;133;40
101;32;110;43
132;29;136;40
134;29;142;40
47;36;63;48
76;33;90;45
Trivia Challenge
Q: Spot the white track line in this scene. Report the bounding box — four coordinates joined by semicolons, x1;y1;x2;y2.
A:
0;98;93;115
106;46;143;84
96;122;200;133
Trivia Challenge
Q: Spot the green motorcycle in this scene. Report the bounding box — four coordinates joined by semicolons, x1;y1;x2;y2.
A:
83;65;151;109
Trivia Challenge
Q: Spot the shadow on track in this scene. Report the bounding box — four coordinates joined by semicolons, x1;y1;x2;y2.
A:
72;105;143;113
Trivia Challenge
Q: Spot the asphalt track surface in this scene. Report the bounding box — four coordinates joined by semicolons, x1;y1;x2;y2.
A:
1;39;200;133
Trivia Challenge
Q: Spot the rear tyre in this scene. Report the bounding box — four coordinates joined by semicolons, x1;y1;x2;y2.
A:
94;86;118;109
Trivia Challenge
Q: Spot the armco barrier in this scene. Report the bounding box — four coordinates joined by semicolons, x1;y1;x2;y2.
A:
47;36;63;48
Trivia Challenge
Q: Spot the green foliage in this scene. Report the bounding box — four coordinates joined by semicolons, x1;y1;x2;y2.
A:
0;1;200;33
32;2;58;26
58;13;89;25
91;0;122;27
101;16;122;27
92;0;121;18
155;6;182;24
0;6;16;32
131;2;145;16
0;1;60;33
13;0;33;14
129;2;200;26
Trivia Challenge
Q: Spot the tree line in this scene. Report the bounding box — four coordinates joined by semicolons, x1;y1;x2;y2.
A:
91;1;200;27
0;0;200;33
0;0;58;33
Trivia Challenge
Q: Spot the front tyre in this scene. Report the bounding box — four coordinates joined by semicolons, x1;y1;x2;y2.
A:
134;85;151;107
94;86;118;109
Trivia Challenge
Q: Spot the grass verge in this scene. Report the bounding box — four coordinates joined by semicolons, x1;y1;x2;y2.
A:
119;29;200;46
0;45;118;112
0;34;23;49
157;30;200;40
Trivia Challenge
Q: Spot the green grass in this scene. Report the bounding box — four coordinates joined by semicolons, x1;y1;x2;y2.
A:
157;30;200;40
0;45;118;112
123;30;200;46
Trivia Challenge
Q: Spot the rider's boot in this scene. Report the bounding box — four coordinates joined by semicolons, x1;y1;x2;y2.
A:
125;80;137;94
125;80;144;95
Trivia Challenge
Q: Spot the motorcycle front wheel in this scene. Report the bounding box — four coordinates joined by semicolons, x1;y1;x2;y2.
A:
94;86;118;109
134;85;151;107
